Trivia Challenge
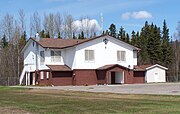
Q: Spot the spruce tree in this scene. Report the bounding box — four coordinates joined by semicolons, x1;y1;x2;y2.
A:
118;26;126;41
1;34;8;48
161;20;173;67
58;32;61;38
109;23;116;38
125;33;130;43
19;31;26;49
138;21;150;64
40;30;46;38
147;24;161;64
131;30;136;46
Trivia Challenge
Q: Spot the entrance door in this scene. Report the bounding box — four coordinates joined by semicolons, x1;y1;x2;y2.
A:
109;72;124;84
115;72;124;84
111;72;115;84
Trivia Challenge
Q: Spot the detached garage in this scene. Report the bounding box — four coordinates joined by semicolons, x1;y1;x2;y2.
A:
145;64;168;83
134;64;168;83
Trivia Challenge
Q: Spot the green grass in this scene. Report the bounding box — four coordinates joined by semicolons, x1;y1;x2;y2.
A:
0;86;180;114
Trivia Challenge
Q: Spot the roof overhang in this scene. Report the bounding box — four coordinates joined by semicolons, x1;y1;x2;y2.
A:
146;64;168;70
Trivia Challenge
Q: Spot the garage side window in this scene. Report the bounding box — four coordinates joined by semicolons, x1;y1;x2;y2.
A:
117;50;126;61
85;50;94;61
46;72;49;79
40;71;44;80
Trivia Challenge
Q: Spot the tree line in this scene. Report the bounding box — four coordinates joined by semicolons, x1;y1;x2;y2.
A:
105;21;180;81
0;9;179;85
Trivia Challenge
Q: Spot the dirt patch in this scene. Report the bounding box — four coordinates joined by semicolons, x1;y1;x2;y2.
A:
0;106;32;114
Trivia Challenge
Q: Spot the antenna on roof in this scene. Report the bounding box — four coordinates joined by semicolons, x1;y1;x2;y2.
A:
100;13;103;34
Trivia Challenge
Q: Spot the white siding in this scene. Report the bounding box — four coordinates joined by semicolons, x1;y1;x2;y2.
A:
146;67;166;83
64;47;76;68
45;49;64;65
74;36;136;69
23;36;138;72
24;40;36;72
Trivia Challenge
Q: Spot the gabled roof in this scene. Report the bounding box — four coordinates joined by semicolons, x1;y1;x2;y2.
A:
134;64;168;71
46;65;72;71
96;64;129;70
21;35;140;53
134;65;153;71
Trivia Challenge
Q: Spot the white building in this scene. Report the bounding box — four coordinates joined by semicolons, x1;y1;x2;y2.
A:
20;35;167;86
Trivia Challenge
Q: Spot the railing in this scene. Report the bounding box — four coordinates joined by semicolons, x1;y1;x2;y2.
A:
19;65;27;85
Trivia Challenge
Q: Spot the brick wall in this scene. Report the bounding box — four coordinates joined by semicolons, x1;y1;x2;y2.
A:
133;71;145;83
73;69;97;85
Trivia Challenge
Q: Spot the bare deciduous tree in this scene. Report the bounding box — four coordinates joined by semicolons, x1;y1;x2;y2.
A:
64;14;74;38
54;12;62;38
30;11;41;35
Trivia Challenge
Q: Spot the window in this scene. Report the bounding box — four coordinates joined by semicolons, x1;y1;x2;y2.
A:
51;50;61;62
40;71;44;80
117;51;126;61
85;50;94;61
40;51;45;64
46;72;49;79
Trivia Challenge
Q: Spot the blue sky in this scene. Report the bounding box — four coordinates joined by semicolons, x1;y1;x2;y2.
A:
0;0;179;39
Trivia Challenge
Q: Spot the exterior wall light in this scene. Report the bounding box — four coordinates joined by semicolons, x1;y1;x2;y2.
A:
103;38;109;45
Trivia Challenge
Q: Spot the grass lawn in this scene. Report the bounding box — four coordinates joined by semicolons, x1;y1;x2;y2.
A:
0;86;180;114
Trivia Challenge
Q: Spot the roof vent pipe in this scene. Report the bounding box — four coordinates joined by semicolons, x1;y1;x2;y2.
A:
35;32;40;41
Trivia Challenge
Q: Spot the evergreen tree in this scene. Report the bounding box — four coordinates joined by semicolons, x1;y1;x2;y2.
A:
45;31;50;38
118;26;126;41
125;33;130;43
109;23;116;38
131;30;136;46
73;32;76;39
1;34;8;48
147;24;161;64
19;31;26;49
81;31;85;39
78;31;85;39
58;32;61;38
161;20;173;67
39;30;46;38
105;30;109;35
138;21;150;64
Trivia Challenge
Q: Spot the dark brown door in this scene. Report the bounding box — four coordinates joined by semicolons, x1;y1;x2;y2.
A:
111;72;115;84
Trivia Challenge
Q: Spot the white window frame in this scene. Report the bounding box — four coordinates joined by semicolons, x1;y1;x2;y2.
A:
117;50;126;62
85;50;95;62
40;51;45;65
40;71;44;80
46;72;49;79
51;50;61;62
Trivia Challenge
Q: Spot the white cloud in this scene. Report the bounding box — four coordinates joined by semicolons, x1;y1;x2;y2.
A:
122;11;152;20
73;19;101;32
122;12;131;20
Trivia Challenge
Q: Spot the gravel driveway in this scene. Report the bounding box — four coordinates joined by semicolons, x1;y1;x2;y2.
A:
26;83;180;95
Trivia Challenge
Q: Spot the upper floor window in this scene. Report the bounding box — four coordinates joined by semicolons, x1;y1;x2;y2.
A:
117;50;126;61
85;50;94;61
51;50;61;62
40;51;45;65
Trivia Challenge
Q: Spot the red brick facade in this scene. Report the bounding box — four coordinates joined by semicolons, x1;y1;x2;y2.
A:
133;71;145;83
73;69;97;85
27;65;146;86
